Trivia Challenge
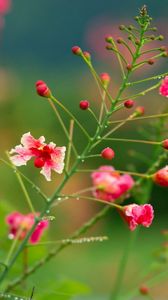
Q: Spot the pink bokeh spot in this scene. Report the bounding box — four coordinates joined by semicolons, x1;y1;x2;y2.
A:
121;204;154;231
6;211;49;244
91;166;134;202
10;132;66;181
0;0;11;15
159;76;168;98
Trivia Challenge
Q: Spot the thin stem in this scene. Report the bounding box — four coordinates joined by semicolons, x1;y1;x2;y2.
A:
98;90;108;124
88;108;100;125
119;81;161;101
133;52;165;70
48;99;78;157
121;40;134;57
65;120;75;172
50;95;90;140
0;158;47;202
127;72;168;86
102;137;161;146
83;154;101;159
140;47;163;55
110;38;125;77
108;46;128;65
76;169;150;178
108;112;168;124
6;152;35;214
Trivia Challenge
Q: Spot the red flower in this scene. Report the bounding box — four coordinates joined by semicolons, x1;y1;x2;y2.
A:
10;132;66;181
6;212;49;244
121;204;154;231
159;76;168;98
153;166;168;187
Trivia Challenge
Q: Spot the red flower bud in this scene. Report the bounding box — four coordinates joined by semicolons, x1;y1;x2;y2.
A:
79;100;89;110
153;166;168;187
83;51;91;61
116;37;123;44
139;285;149;295
36;80;51;98
71;46;82;55
162;139;168;150
135;106;145;116
124;99;134;108
34;157;45;168
126;64;132;71
101;147;115;160
148;59;155;65
100;73;110;86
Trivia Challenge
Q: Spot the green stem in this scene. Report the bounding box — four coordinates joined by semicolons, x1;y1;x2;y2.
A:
108;112;168;124
127;72;168;86
65;119;75;172
102;137;161;146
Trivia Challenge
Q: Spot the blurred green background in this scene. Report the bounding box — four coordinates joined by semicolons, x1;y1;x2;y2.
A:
0;0;168;299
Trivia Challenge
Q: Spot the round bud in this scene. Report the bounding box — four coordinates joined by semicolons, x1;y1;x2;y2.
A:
153;167;168;187
158;35;164;41
105;35;113;43
162;51;168;57
126;64;132;71
119;25;125;30
101;147;115;160
135;106;145;116
128;35;132;40
152;27;157;31
162;139;168;150
139;285;149;295
124;99;134;108
34;157;45;168
79;100;89;110
83;51;91;61
116;37;123;44
128;25;134;30
100;73;110;86
148;59;155;65
160;46;166;52
71;46;82;55
35;80;51;98
135;39;140;45
106;45;113;50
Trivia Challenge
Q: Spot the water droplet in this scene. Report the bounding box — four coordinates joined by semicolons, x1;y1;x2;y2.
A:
13;170;16;173
8;233;14;240
76;197;80;201
65;196;69;200
47;198;50;202
81;159;84;163
105;125;107;128
97;136;101;140
57;197;62;201
158;76;161;79
46;210;50;214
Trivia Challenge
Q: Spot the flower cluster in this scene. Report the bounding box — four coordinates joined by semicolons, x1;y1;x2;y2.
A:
6;211;49;244
91;166;134;202
10;132;66;181
159;76;168;98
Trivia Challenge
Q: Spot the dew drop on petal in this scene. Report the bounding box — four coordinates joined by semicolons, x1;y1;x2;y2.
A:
8;233;14;240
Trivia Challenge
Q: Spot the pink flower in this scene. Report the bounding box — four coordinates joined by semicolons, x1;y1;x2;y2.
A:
6;211;49;244
91;166;134;202
0;0;11;15
120;204;154;231
153;166;168;187
159;76;168;97
10;132;66;181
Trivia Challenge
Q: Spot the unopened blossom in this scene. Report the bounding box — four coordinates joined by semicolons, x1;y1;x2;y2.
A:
10;132;66;181
6;211;49;244
159;76;168;97
91;166;134;202
153;166;168;187
121;204;154;231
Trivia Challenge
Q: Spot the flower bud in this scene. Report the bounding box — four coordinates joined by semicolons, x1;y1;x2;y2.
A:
83;51;91;61
36;80;51;98
135;39;140;45
153;166;168;187
126;64;132;71
124;99;134;108
158;35;164;41
162;51;168;57
101;147;115;160
71;46;82;55
162;139;168;150
135;106;145;116
119;25;125;30
148;59;155;65
116;37;123;44
160;46;166;52
106;45;113;50
150;35;155;40
79;100;89;110
100;73;110;86
139;285;149;295
105;35;113;43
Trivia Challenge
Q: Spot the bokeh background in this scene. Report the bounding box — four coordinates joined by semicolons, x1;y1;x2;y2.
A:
0;0;168;299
